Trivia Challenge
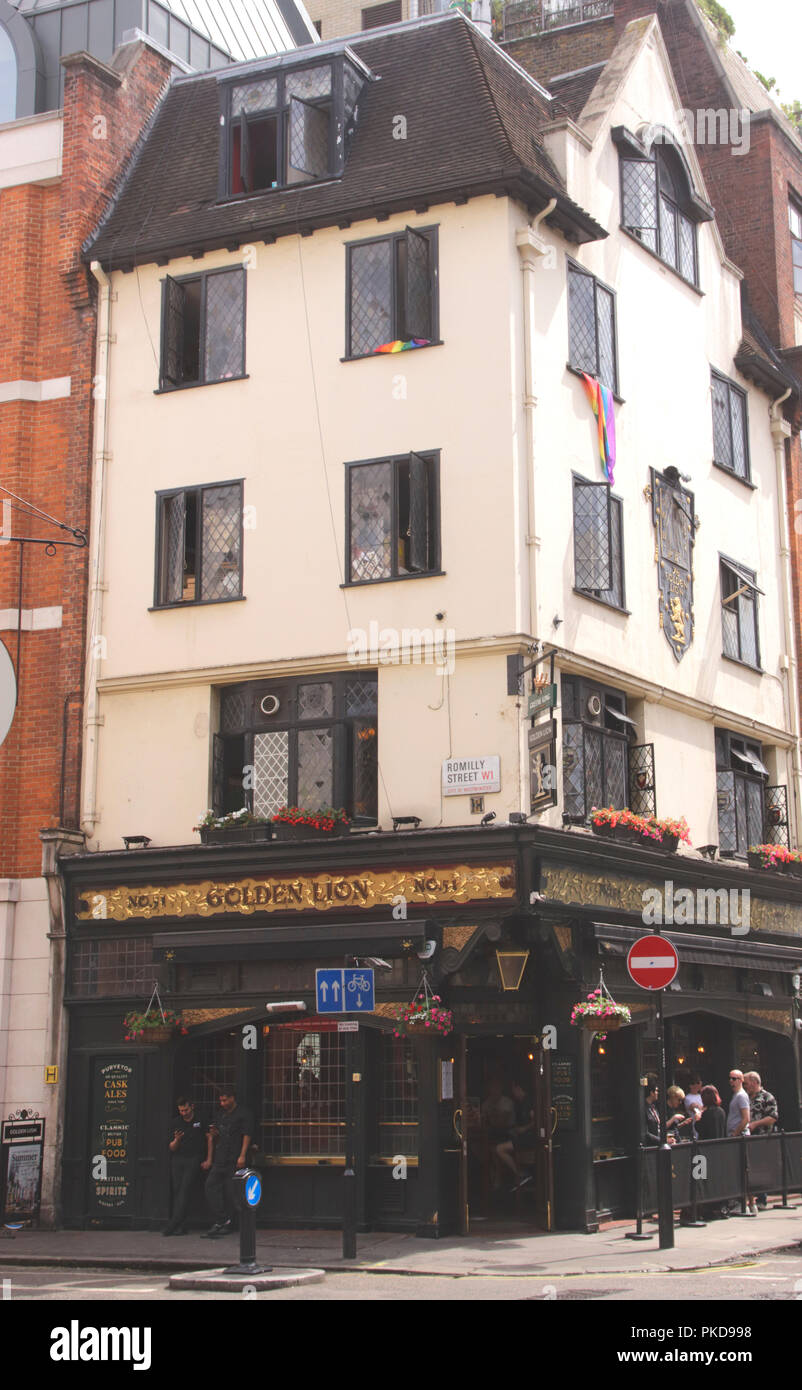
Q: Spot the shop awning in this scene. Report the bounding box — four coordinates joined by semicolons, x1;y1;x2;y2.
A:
593;923;802;973
153;918;430;962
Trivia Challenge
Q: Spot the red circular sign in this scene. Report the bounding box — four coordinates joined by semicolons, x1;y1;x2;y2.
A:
627;935;679;990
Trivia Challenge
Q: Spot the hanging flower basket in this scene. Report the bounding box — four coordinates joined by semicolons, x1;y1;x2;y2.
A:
123;1008;187;1043
390;974;453;1038
271;806;351;840
570;982;631;1039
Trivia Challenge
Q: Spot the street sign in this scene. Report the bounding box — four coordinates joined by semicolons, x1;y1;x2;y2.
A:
316;969;345;1013
344;968;374;1011
527;684;557;717
338;1021;359;1033
244;1173;261;1207
316;968;374;1014
627;935;679;990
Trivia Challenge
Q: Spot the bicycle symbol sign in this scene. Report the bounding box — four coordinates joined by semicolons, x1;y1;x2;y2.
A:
316;968;374;1014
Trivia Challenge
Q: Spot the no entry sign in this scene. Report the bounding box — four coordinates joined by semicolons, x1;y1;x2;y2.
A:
627;935;679;990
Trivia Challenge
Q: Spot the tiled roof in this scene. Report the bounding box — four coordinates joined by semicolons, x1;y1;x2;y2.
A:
548;63;607;122
86;14;604;269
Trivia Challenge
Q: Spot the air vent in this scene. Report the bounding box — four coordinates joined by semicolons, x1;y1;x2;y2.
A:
260;694;280;716
586;693;602;719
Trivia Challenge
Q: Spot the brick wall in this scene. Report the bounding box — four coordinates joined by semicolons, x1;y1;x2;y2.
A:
0;43;172;880
504;15;616;85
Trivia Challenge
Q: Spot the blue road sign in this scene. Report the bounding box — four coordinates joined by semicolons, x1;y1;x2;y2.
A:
245;1173;261;1208
316;968;345;1013
344;968;374;1012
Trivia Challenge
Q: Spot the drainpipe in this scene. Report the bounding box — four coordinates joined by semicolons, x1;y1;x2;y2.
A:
515;199;556;804
769;388;802;842
81;261;112;836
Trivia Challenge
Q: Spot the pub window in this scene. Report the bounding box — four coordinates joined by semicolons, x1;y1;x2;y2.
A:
346;226;438;358
155;481;243;607
561;676;632;822
715;728;773;857
221;56;365;197
711;370;750;481
619;140;699;286
190;1032;239;1113
159;267;245;391
346;451;439;582
376;1035;419;1157
261;1024;345;1157
68;938;153;997
572;475;625;609
567;261;618;394
790;198;802;295
215;672;378;823
720;556;761;669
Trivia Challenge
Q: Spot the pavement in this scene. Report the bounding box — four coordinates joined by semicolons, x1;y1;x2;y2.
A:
2;1201;801;1279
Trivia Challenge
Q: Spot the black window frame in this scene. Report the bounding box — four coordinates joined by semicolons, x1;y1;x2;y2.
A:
719;554;762;671
344;450;442;585
715;728;769;858
566;259;619;396
619;143;699;288
153;478;244;610
344;225;440;361
572;473;626;611
710;368;751;483
217;56;363;200
157;265;247;393
214;671;378;824
561;676;632;823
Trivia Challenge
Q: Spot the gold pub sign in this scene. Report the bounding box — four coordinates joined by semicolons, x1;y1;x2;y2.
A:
77;863;517;923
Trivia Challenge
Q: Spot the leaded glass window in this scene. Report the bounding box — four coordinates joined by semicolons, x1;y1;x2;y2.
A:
215;673;378;822
156;481;243;607
720;558;760;668
620;145;699;286
567;262;618;393
347;452;439;583
347;227;437;358
715;729;770;857
573;477;624;607
160;267;245;391
711;370;750;480
561;676;631;822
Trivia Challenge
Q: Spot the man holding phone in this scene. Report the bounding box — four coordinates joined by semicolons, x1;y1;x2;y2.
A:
202;1087;254;1239
163;1097;213;1236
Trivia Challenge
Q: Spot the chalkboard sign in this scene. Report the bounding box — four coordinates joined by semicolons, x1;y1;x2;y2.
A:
551;1054;577;1131
89;1059;138;1221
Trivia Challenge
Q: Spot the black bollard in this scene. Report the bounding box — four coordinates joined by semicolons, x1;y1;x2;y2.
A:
222;1169;273;1277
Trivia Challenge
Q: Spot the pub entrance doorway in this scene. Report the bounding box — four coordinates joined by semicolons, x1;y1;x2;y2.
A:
457;1036;553;1233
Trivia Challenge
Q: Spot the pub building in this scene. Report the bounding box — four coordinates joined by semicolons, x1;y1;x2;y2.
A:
60;823;802;1234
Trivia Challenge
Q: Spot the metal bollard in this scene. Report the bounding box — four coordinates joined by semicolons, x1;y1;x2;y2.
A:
222;1169;273;1277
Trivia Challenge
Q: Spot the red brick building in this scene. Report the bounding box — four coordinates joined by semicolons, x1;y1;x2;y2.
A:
0;39;173;1223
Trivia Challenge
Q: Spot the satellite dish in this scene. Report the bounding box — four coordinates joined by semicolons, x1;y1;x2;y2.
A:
0;640;17;749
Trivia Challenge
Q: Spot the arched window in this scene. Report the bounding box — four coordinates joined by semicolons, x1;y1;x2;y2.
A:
618;134;702;287
0;23;17;123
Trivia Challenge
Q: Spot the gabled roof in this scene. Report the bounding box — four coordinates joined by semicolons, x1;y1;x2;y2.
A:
86;13;604;270
691;3;802;159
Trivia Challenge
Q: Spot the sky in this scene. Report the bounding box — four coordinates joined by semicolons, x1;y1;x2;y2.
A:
719;0;802;105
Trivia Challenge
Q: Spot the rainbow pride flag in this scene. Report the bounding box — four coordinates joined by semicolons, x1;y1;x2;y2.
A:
581;373;616;485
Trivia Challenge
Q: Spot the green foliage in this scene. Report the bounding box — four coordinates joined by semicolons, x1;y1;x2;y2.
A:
782;100;802;134
696;0;735;41
754;71;777;94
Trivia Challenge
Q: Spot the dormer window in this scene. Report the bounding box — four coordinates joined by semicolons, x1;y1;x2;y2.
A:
614;127;713;289
219;55;366;198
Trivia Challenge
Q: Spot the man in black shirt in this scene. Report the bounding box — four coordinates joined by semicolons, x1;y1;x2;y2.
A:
163;1097;213;1236
201;1087;254;1239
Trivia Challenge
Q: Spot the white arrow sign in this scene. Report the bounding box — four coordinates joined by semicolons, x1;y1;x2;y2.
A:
332;980;340;1002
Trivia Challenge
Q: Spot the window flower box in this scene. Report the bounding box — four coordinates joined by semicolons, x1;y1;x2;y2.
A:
271;806;351;840
195;809;272;844
748;844;793;871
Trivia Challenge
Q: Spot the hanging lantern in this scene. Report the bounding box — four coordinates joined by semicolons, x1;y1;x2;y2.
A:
495;950;530;991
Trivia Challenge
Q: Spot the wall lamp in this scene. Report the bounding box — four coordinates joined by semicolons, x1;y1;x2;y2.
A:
496;950;530;991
